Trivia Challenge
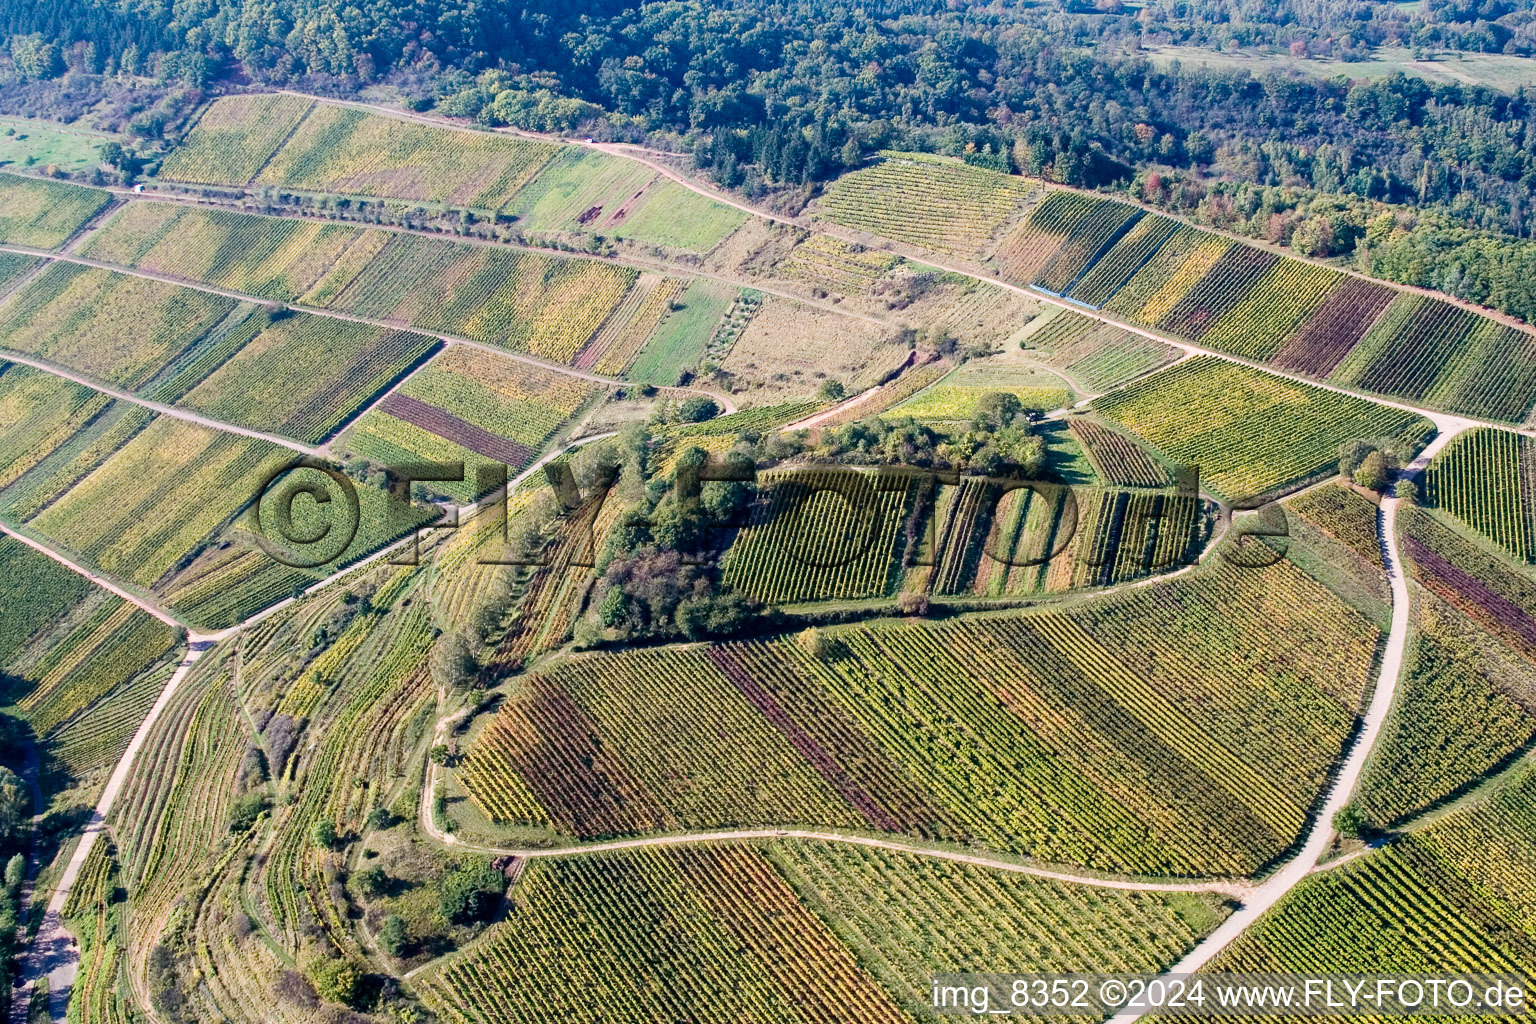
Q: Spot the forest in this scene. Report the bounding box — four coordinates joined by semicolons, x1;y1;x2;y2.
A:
9;0;1536;318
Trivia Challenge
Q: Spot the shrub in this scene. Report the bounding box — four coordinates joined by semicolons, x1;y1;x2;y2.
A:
1354;450;1389;492
311;819;337;849
678;396;720;423
309;956;361;1007
355;866;388;898
439;860;506;924
377;914;408;957
228;791;268;833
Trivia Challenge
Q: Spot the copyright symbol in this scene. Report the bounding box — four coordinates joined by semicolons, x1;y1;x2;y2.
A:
1099;980;1127;1008
253;458;360;569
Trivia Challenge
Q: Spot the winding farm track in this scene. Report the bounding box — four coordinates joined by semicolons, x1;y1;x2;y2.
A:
1106;427;1466;1023
7;640;213;1024
0;92;1526;1018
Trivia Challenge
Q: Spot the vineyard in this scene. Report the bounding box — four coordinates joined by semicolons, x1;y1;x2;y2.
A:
722;468;919;605
1067;420;1172;487
1017;309;1180;392
1422;427;1536;562
316;231;635;363
0;536;180;782
1399;504;1536;664
28;416;292;587
815;153;1037;257
889;359;1071;421
461;558;1372;876
343;343;601;501
575;274;682;373
156;93;316;185
171;311;439;444
1285;483;1387;587
86;203;638;365
80;202;371;302
0;360;109;489
0;172;110;249
413;839;1226;1024
895;169;1536;421
923;479;1202;596
0;263;237;388
102;567;440;1022
253;102;560;208
1092;356;1429;500
1213;766;1536;984
1356;593;1536;828
780;234;902;295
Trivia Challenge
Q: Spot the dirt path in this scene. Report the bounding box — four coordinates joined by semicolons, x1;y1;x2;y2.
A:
0;243;738;417
0;524;187;630
0;344;320;456
127;91;1536;443
1104;429;1466;1021
7;638;212;1024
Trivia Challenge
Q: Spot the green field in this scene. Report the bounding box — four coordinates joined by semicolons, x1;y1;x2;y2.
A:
609;179;746;252
500;147;656;231
0;119;109;175
625;278;735;385
1144;44;1536;93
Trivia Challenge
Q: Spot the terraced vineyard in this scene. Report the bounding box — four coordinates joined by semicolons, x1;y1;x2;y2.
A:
0;263;237;388
156;93;317;184
80;201;374;302
12;79;1536;1024
169;310;440;444
161;95;561;207
85;203;637;364
28;416;292;587
1093;356;1430;500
